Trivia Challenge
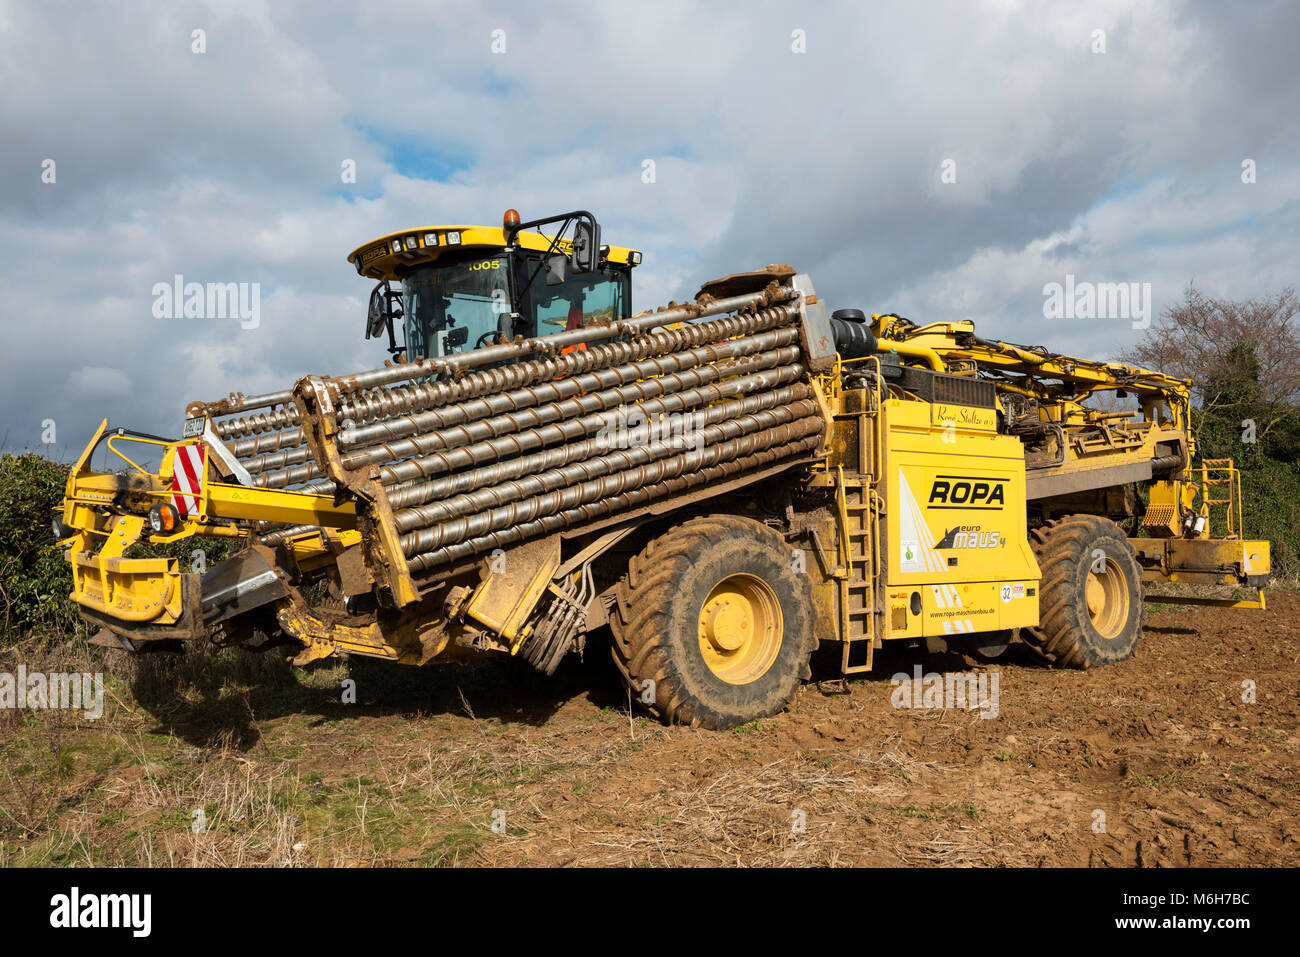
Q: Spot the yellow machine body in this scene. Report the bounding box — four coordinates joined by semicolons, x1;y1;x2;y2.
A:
879;399;1041;639
55;256;1271;675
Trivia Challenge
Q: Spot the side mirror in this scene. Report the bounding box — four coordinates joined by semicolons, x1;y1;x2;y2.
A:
545;254;568;286
366;283;384;340
570;219;600;274
366;282;391;339
367;281;406;358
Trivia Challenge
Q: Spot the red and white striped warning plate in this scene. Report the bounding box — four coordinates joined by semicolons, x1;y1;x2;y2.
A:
170;444;206;517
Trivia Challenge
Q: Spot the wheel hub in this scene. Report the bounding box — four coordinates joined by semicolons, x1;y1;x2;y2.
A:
697;573;783;685
700;594;752;652
1086;556;1130;640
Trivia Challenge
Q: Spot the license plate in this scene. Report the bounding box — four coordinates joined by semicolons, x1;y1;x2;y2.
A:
182;417;205;438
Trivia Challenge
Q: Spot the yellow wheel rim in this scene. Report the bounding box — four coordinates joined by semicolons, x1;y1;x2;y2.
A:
697;573;783;685
1086;556;1129;640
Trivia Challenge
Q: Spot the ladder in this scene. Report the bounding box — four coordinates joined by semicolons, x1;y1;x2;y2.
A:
1196;458;1243;539
818;357;884;674
837;473;880;673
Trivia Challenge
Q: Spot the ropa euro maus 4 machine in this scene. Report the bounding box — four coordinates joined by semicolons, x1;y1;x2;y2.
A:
57;209;1270;728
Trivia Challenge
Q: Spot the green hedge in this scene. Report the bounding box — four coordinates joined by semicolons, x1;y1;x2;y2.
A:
0;453;237;644
0;454;81;641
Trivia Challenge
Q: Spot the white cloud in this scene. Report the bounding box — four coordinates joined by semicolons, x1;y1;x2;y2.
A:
1;0;1297;452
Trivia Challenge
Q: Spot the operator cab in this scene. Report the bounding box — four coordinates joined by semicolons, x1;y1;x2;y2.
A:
348;210;641;360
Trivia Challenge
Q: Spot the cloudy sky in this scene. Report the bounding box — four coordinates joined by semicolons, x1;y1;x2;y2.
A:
2;0;1297;458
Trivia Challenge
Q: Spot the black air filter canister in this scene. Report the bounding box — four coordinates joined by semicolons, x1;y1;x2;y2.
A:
829;309;877;360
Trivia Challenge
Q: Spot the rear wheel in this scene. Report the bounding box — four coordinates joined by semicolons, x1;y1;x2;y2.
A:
1023;515;1143;668
610;514;816;729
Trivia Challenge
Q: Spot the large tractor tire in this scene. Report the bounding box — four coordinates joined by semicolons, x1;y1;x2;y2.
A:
1023;514;1143;669
610;514;817;729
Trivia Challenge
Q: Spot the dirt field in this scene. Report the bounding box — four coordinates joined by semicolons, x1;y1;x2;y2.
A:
3;589;1297;867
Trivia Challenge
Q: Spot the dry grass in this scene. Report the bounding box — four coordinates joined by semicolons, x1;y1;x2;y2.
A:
4;591;1297;867
0;669;1035;867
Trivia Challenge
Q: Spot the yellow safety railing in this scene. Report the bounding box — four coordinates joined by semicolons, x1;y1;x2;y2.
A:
1195;458;1243;540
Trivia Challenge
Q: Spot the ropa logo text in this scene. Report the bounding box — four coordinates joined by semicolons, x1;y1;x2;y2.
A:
928;477;1006;509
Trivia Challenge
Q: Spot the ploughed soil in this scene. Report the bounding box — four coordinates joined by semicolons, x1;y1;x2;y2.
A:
2;589;1296;867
